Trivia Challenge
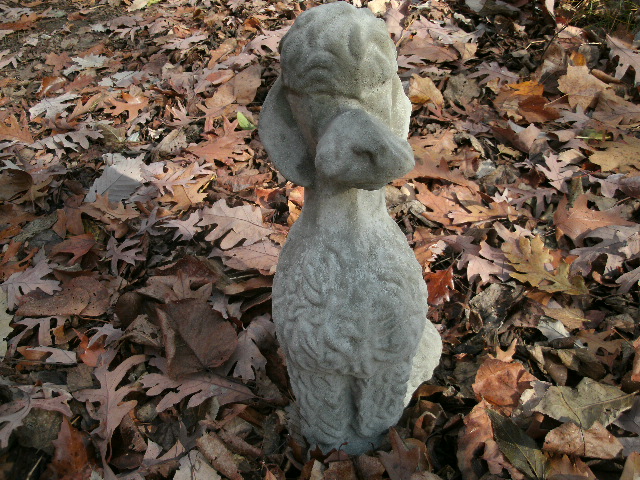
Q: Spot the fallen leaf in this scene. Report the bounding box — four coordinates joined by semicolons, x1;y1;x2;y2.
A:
220;240;280;274
488;409;549;480
589;135;640;173
424;267;455;305
400;37;458;63
107;92;149;119
557;65;608;110
543;421;623;459
449;200;520;225
74;329;107;367
473;358;536;415
163;211;201;241
0;169;33;201
0;291;11;357
199;199;272;249
502;236;588;295
534;377;634;429
540;304;589;330
409;74;444;107
49;234;96;265
554;195;634;244
188;118;251;164
234;64;261;105
106;236;145;274
617;265;640;294
45;52;72;73
457;400;496;480
379;428;420;480
324;460;359;480
222;315;275;380
621;452;640;480
142;363;252;412
29;93;79;120
20;346;77;364
74;350;146;466
607;35;640;85
547;454;596;479
1;259;61;310
86;154;145;203
0;383;72;449
158;299;238;377
41;417;97;480
0;115;34;143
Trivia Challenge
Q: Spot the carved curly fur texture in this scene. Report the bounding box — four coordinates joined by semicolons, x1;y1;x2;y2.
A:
273;227;428;451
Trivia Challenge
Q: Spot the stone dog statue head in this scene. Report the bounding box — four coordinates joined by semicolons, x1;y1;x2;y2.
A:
260;2;414;191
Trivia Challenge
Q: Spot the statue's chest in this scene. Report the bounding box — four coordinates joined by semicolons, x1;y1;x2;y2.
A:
274;226;426;319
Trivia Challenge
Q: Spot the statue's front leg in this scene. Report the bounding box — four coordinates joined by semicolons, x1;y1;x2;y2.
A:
288;367;353;451
354;362;411;439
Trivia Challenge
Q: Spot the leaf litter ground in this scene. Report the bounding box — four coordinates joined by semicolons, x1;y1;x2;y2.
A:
0;0;639;479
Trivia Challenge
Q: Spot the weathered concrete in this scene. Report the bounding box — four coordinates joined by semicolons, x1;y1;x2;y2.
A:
260;2;442;454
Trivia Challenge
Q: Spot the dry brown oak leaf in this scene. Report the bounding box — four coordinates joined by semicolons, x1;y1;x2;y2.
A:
424;267;455;306
501;235;588;295
554;194;635;244
0;115;34;143
589;136;640;174
74;351;146;462
198;199;272;250
188;118;251;165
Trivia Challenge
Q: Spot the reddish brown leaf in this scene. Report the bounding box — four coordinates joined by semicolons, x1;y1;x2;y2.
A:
188;118;251;165
554;194;634;244
0;13;40;31
457;401;493;480
409;74;444;107
107;92;149;119
74;329;107;368
472;358;536;415
424;267;455;306
0;115;34;143
41;417;97;480
50;234;96;265
632;336;640;383
45;52;73;73
622;452;640;480
199;199;272;249
355;455;385;480
0;169;32;201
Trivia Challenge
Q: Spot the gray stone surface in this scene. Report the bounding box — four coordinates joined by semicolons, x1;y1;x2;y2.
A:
260;2;442;455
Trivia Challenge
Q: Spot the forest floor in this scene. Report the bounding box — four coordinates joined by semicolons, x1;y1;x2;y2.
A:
0;0;639;479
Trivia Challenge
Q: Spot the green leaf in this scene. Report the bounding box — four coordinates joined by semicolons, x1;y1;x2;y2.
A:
488;410;549;480
534;377;635;429
236;112;256;130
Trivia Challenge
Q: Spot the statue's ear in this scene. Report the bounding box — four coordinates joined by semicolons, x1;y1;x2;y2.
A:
259;77;315;187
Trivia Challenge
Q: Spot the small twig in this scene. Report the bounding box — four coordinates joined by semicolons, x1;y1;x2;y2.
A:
24;455;43;480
